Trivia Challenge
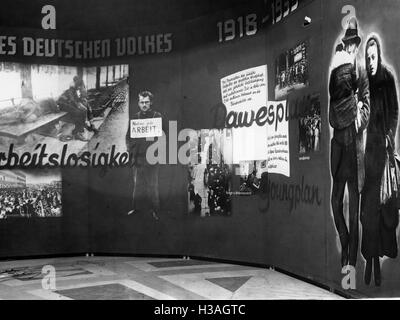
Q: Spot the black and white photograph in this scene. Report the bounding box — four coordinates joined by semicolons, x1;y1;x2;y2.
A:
0;169;62;219
187;129;233;217
0;63;129;157
329;15;400;288
238;160;267;195
298;94;321;154
125;90;164;221
275;41;309;99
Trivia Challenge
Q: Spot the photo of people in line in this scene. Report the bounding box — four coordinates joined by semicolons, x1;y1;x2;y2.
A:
299;94;321;154
275;41;309;99
329;16;400;287
187;129;233;217
0;63;128;156
0;169;62;219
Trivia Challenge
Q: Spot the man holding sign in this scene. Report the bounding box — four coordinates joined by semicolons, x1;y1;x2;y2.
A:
126;91;163;221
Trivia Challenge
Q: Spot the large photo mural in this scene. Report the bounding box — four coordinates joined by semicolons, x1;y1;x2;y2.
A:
0;63;129;164
327;1;400;294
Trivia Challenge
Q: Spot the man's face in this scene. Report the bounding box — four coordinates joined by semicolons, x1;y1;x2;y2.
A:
344;41;358;59
367;44;379;77
138;95;152;112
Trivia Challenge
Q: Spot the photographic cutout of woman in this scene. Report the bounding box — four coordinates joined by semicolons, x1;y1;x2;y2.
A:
361;35;399;286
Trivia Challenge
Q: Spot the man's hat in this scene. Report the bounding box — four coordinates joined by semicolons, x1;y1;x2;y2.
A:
73;75;84;87
342;17;361;47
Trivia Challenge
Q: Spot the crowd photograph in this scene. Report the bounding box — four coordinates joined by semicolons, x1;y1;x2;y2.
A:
187;129;233;217
299;95;321;154
0;169;62;219
275;41;309;99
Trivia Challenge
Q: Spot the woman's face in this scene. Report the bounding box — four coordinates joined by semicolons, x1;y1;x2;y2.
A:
367;44;379;77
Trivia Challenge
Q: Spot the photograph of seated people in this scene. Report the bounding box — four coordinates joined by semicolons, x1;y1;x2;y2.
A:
0;63;128;154
56;75;98;142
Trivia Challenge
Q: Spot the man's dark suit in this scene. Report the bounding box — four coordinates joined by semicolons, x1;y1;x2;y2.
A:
126;109;162;212
329;60;370;267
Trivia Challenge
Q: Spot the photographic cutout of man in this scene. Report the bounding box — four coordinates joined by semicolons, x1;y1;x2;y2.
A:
329;17;370;268
126;91;163;221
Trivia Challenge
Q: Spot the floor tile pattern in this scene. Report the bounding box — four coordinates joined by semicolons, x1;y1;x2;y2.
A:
0;256;344;300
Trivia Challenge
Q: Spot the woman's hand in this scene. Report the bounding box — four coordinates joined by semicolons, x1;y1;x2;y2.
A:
386;133;394;150
356;101;362;131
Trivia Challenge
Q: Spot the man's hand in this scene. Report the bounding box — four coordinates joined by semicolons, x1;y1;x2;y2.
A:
386;133;394;149
356;101;363;132
77;102;87;112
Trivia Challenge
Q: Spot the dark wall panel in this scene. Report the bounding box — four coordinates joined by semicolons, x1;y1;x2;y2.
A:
261;0;327;281
0;168;89;258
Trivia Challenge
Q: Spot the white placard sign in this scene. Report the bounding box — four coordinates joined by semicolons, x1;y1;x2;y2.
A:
220;65;268;163
266;100;290;177
220;65;290;177
130;118;162;138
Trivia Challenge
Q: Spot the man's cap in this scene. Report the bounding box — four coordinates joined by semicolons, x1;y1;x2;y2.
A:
73;76;85;87
342;17;361;47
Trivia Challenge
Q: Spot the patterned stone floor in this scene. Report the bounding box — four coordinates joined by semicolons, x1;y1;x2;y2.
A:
0;256;344;300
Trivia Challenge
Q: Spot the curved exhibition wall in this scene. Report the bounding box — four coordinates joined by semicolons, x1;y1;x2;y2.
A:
1;0;400;298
